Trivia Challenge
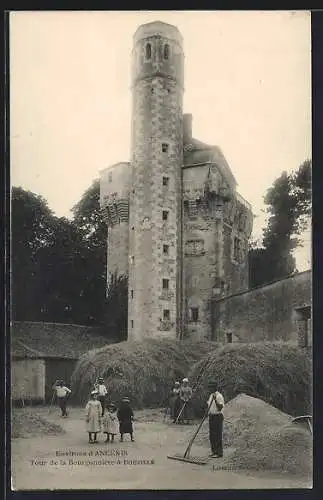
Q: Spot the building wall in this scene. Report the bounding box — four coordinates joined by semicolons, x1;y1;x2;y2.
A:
128;22;184;340
12;359;45;402
100;162;131;284
182;161;252;340
212;271;311;343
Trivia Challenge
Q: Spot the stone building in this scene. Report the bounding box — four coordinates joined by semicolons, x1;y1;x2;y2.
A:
100;21;253;341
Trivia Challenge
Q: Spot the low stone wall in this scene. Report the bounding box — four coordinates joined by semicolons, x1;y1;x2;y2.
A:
212;270;311;343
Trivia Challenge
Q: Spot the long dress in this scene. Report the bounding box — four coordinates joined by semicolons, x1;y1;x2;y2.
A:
117;403;134;434
103;411;119;435
170;388;181;420
85;399;102;433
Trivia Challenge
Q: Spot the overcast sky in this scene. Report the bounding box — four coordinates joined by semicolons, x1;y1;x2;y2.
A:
10;10;311;270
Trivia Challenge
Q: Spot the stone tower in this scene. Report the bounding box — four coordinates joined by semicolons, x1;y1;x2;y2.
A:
127;21;184;340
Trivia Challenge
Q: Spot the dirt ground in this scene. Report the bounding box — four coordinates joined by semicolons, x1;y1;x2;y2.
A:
11;406;312;490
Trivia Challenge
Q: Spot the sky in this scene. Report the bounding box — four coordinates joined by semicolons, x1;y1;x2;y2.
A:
10;10;312;270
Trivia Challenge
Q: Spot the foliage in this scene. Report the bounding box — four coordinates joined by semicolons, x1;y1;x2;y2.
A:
249;160;311;287
71;338;219;407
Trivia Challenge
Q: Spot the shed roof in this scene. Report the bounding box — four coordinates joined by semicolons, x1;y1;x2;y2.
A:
11;322;113;360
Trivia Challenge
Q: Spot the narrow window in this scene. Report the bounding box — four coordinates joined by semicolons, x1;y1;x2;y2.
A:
131;226;134;230
191;307;199;322
108;172;112;183
130;256;135;264
131;320;134;328
162;279;169;289
233;237;240;261
131;290;134;299
164;44;170;60
162;210;169;221
163;244;169;255
183;200;189;215
163;176;169;186
226;332;233;343
146;43;151;59
162;143;169;153
163;309;170;320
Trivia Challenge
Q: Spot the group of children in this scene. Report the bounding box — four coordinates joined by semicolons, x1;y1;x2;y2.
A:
85;385;135;444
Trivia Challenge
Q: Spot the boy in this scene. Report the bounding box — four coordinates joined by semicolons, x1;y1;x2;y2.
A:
52;380;71;417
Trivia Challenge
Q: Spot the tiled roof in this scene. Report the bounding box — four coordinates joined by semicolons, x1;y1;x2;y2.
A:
11;322;113;359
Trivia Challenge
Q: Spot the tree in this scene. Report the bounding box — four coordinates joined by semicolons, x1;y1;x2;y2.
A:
103;273;128;341
249;160;311;288
11;187;57;320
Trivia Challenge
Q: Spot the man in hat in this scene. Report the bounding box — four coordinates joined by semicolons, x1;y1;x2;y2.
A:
94;377;108;416
52;379;72;417
179;378;193;424
207;380;225;458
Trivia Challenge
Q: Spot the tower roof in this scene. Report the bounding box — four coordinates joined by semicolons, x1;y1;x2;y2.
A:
133;20;183;45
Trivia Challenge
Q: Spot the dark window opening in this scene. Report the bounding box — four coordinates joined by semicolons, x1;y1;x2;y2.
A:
163;244;169;255
183;200;189;214
146;43;151;59
226;332;233;343
164;44;170;59
163;309;170;320
151;88;154;94
163;176;169;186
162;210;169;221
190;307;199;322
131;320;134;328
162;279;169;289
162;143;169;153
131;290;134;299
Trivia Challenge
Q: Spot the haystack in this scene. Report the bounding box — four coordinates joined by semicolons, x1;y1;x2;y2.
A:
197;394;312;476
188;343;312;417
71;338;219;407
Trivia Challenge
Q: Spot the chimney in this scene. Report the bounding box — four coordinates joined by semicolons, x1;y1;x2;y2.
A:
183;113;192;142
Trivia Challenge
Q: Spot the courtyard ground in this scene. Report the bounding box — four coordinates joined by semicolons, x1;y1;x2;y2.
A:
11;406;312;490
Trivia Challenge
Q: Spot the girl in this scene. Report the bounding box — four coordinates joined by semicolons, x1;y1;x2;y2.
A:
85;390;102;444
117;397;135;442
102;403;118;443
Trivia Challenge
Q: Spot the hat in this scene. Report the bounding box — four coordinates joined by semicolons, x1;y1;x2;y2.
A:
182;378;188;383
91;390;98;395
122;397;130;402
208;379;218;388
98;377;104;382
174;381;180;386
108;403;116;409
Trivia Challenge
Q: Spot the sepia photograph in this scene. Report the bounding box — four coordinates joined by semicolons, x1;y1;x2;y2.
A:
10;10;312;490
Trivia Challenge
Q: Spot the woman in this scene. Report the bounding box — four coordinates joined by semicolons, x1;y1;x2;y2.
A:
179;378;193;424
85;390;103;444
117;397;135;442
170;381;181;423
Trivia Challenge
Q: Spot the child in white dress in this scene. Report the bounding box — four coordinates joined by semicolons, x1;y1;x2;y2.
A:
102;403;118;443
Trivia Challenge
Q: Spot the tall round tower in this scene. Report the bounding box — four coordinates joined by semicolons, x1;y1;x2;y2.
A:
128;21;184;340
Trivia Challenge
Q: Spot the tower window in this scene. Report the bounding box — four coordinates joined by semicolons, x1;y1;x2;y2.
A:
226;332;233;343
130;256;135;264
131;320;134;328
163;244;169;255
108;172;112;183
146;43;151;59
162;143;169;153
190;307;199;322
163;309;170;320
164;44;170;60
162;210;169;221
162;279;169;289
131;290;134;299
163;176;169;186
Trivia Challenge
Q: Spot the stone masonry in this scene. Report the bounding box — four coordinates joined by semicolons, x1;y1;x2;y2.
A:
100;21;253;341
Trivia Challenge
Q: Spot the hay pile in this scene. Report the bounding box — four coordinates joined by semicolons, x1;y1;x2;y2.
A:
71;338;219;407
195;394;312;476
12;409;65;438
189;343;312;417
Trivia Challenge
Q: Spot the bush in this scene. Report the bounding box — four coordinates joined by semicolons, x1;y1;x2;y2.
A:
188;342;312;417
71;338;220;407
